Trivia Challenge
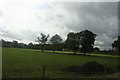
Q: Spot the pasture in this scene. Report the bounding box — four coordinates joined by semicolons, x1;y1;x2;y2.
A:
2;47;119;78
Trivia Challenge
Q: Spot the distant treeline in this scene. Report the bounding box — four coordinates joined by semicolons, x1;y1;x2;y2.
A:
0;39;118;55
0;39;64;51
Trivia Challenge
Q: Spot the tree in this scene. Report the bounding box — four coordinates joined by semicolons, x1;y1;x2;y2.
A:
65;32;80;54
28;42;33;49
13;41;18;47
1;39;6;47
93;47;100;53
36;33;49;52
50;34;63;53
1;39;13;47
78;30;97;55
112;36;120;54
18;43;27;48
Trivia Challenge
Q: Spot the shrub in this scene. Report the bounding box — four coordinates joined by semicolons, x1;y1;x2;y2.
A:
63;61;114;75
80;61;114;75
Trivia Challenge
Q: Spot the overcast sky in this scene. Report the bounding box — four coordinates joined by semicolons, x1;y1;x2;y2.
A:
0;0;119;50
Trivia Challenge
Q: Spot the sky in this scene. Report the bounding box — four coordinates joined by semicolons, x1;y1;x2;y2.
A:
0;0;119;50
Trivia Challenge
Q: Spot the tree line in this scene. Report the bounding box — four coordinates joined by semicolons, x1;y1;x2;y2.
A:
1;29;119;55
35;30;97;55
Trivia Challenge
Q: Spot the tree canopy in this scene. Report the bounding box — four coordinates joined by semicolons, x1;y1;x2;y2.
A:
65;32;80;54
78;30;97;55
65;30;97;55
50;34;63;53
36;33;49;52
112;36;120;54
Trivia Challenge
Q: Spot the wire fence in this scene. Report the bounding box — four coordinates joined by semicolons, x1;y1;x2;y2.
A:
2;64;119;78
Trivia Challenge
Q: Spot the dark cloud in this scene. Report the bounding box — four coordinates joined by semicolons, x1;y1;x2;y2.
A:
57;2;118;49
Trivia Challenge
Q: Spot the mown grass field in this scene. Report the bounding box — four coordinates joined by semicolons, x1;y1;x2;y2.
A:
2;47;119;78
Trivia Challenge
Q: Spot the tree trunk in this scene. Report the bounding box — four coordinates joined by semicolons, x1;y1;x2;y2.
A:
84;52;86;55
42;44;44;52
52;45;55;53
74;51;76;55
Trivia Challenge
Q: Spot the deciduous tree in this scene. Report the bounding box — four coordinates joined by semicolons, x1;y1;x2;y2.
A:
65;32;80;54
78;30;97;55
50;34;63;53
36;33;49;52
112;36;120;54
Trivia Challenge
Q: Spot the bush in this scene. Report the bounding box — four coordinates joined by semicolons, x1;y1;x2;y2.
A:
63;61;114;75
80;61;114;75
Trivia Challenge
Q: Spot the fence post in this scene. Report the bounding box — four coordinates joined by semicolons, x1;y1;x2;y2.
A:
104;64;106;73
43;66;45;80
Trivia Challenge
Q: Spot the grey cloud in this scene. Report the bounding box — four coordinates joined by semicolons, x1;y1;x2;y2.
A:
57;2;118;49
0;26;38;41
0;29;22;40
35;2;118;49
21;30;38;41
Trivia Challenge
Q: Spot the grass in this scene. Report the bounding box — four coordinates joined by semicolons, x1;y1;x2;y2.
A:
2;47;119;78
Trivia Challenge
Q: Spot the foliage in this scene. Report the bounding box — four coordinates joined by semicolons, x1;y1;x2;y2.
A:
112;36;120;54
36;33;49;52
65;30;97;55
78;30;97;55
63;61;114;75
1;39;27;48
50;34;63;53
65;32;80;54
80;61;114;75
94;47;100;52
37;33;49;44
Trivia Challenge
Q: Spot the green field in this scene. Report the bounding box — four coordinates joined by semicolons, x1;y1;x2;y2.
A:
2;47;119;78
